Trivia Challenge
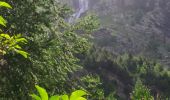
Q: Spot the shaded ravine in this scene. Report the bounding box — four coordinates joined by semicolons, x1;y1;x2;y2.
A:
69;0;89;23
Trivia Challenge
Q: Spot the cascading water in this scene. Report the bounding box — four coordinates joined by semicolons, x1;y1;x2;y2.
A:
69;0;89;23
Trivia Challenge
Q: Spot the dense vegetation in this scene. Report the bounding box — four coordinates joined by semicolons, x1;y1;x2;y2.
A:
0;0;170;100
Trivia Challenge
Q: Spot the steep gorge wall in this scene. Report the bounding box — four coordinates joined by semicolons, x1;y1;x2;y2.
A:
59;0;170;60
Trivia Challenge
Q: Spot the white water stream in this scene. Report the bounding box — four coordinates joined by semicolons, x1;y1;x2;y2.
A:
69;0;89;23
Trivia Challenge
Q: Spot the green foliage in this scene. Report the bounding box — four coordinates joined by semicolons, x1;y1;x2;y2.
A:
1;0;170;99
79;75;105;99
105;93;117;100
0;34;28;58
0;0;98;99
0;1;28;58
115;54;170;97
0;1;12;8
31;85;88;100
84;48;170;98
0;16;7;27
74;15;100;33
131;79;154;100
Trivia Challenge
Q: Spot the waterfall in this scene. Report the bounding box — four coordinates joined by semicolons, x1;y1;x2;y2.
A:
69;0;89;23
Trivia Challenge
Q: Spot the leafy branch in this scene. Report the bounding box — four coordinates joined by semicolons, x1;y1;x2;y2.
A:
30;85;88;100
0;1;28;58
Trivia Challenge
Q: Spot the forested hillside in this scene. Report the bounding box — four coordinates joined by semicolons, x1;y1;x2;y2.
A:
0;0;170;100
61;0;170;99
91;0;170;62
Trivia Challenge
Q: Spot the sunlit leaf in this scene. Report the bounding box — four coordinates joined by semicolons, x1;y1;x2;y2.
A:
70;90;87;100
0;33;10;39
61;95;69;100
35;85;48;100
49;95;60;100
15;50;29;58
0;16;7;27
14;45;22;49
15;38;27;43
0;1;12;8
77;97;87;100
30;94;41;100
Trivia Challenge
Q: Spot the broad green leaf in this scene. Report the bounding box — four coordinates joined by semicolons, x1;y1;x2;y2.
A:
0;16;7;27
49;95;60;100
15;38;27;43
61;95;69;100
14;45;22;49
30;94;41;100
0;1;12;8
70;90;87;100
14;34;22;38
0;33;10;39
35;85;48;100
15;50;29;58
77;97;87;100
